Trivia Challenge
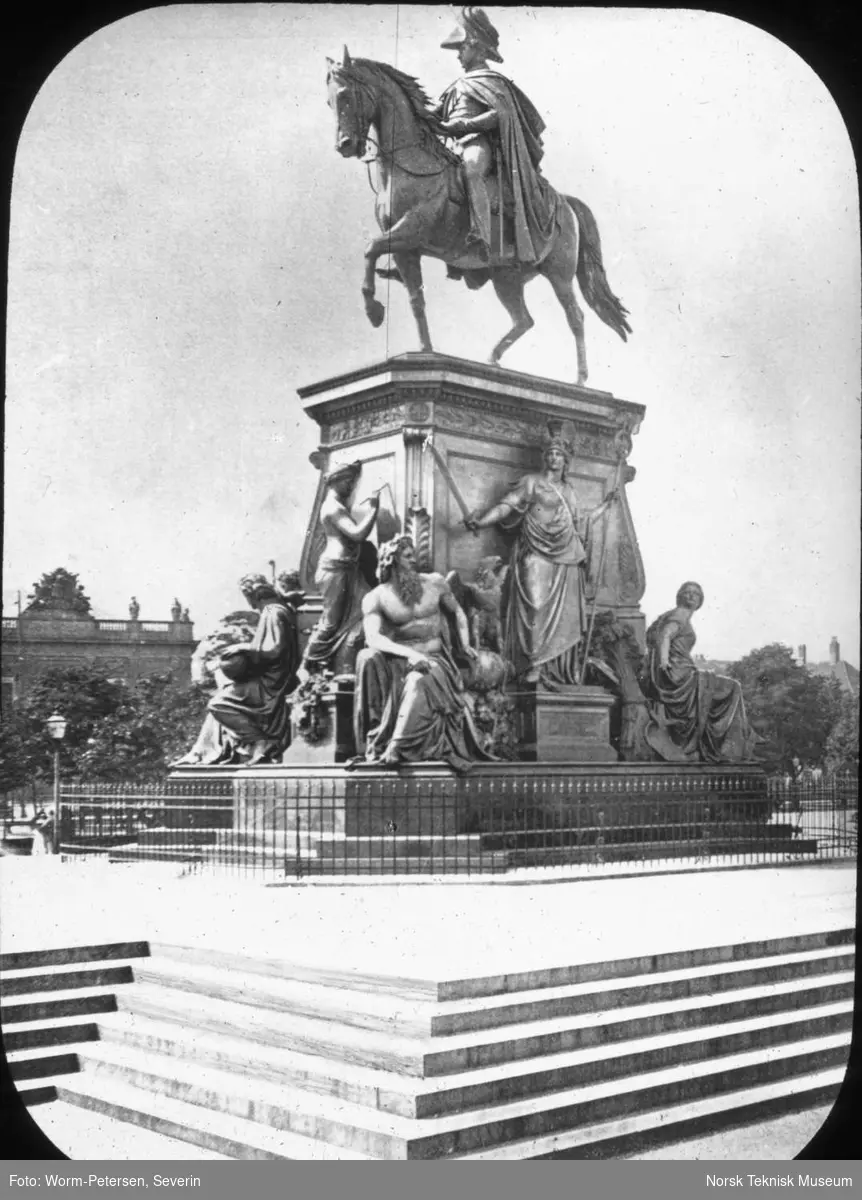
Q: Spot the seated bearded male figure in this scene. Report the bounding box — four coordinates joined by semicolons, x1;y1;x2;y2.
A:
352;536;491;773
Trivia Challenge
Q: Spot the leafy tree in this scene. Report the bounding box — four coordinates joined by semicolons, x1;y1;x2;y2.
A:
0;666;210;785
0;719;35;791
728;643;844;773
78;674;210;780
26;568;92;614
8;667;131;782
823;692;859;776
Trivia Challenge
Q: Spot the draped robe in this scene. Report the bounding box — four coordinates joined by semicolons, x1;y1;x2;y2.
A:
439;68;562;265
643;612;759;764
500;473;605;684
207;599;300;753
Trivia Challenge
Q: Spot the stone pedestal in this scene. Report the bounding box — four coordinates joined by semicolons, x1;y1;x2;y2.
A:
512;684;618;763
167;761;785;875
297;352;647;648
282;677;356;766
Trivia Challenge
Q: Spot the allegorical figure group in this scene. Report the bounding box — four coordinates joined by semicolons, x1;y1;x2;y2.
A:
177;441;758;771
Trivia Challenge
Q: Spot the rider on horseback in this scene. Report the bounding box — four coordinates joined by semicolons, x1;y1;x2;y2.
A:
436;7;559;266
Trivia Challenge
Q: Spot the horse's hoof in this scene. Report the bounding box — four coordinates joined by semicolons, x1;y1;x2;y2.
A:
577;374;588;387
366;299;385;328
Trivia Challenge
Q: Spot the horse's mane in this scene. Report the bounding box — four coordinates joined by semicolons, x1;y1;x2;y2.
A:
353;58;460;164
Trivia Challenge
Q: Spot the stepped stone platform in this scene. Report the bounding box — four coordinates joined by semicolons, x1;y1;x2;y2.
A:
2;924;854;1160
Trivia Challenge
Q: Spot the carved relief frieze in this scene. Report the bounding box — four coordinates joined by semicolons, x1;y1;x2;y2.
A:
323;403;406;446
433;398;616;461
435;401;541;448
404;400;432;423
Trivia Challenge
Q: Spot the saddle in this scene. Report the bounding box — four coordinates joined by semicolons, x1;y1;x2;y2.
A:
446;159;517;268
447;161;515;219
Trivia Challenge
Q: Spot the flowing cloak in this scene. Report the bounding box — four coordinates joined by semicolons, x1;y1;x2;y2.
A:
643;612;759;764
500;474;607;682
440;69;561;265
354;638;490;774
208;599;300;750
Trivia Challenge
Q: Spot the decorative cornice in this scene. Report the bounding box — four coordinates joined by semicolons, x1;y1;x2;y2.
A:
299;353;645;435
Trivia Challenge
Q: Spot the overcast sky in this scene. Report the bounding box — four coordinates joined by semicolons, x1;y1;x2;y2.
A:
5;4;860;665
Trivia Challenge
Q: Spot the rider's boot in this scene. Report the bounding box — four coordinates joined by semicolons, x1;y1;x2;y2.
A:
464;173;492;260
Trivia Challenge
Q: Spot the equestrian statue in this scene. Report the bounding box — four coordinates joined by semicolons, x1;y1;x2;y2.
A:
326;7;631;385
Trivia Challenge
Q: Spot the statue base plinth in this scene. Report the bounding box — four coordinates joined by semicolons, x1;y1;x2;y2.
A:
163;762;800;874
511;684;618;763
282;677;356;766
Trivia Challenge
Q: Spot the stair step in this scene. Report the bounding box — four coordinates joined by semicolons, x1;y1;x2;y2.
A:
149;940;438;999
3;1019;101;1052
1;965;135;997
89;1000;852;1119
68;1029;850;1158
55;1074;374;1159
2;953;151;985
30;1099;231;1160
416;971;855;1076
433;928;856;1000
125;944;855;1040
281;857;508;873
454;1068;845;1159
0;942;150;972
427;945;855;1034
133;956;434;1034
7;1050;81;1082
112;967;854;1078
17;1083;59;1106
96;1011;421;1118
227;833;486;853
146;928;854;1004
1;989;120;1024
117;981;422;1075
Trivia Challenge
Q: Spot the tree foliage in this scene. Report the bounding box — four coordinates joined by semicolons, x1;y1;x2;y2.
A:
823;692;859;775
26;568;92;614
728;643;844;773
0;666;210;785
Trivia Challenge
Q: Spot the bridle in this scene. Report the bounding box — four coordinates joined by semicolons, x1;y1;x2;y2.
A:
334;68;454;185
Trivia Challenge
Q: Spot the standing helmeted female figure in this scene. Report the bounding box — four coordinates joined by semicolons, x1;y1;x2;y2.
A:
466;432;617;684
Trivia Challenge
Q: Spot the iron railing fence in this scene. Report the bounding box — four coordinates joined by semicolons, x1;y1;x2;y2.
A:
53;771;858;880
2;782;55;850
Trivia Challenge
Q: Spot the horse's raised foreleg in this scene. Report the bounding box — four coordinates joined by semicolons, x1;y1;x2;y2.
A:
545;268;589;386
362;235;390;328
393;251;432;352
490;270;534;364
364;219;432;333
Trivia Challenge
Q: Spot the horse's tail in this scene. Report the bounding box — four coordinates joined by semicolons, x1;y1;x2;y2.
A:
565;195;632;342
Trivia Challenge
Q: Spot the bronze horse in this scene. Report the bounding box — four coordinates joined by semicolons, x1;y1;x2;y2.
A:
326;49;631;385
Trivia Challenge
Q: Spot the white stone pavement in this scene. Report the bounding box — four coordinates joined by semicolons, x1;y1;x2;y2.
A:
1;856;855;981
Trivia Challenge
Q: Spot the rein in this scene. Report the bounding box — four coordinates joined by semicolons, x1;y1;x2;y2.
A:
361;131;453;177
339;68;456;191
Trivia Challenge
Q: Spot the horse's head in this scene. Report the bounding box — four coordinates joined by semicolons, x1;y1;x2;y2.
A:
326;46;374;159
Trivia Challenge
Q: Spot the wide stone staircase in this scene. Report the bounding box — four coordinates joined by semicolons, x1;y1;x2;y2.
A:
1;930;853;1159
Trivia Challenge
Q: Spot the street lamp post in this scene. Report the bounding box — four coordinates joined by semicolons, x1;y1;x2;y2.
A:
45;713;67;855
